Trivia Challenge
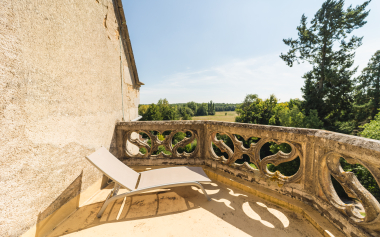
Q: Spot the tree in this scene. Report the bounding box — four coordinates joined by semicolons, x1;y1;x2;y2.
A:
214;103;238;111
196;103;208;116
143;103;162;121
280;0;371;126
179;106;194;120
141;99;179;121
278;106;324;129
138;104;149;117
186;101;198;114
356;50;380;119
360;110;380;140
157;99;178;120
235;94;262;124
208;100;215;115
235;94;278;124
262;94;278;123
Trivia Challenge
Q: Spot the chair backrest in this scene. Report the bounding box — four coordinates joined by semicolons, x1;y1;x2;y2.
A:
86;147;139;190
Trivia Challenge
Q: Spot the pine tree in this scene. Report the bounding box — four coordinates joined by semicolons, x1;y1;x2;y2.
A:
280;0;371;127
356;50;380;118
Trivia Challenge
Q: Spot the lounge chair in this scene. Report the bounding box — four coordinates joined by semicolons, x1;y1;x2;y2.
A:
86;147;211;217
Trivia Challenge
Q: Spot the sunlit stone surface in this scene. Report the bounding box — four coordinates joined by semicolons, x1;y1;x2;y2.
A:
48;181;322;237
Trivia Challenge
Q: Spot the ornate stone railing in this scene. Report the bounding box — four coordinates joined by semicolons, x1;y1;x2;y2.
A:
115;120;380;236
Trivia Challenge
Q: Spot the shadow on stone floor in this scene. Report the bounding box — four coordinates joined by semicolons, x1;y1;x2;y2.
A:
47;182;319;237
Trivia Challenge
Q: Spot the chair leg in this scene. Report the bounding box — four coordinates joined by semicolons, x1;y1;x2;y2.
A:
97;183;120;218
97;182;210;218
194;182;211;201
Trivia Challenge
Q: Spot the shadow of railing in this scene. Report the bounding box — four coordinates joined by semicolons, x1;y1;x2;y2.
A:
45;182;312;237
115;120;380;236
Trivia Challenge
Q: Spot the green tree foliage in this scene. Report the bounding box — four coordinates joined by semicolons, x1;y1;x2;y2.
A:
208;100;216;115
157;99;179;120
197;103;209;116
140;131;197;155
268;102;288;125
356;50;380;119
267;143;301;176
360;110;380;140
212;134;234;159
334;120;357;134
214;103;238;111
278;106;305;128
235;94;278;124
268;157;301;176
138;104;149;117
173;132;197;153
179;106;194;120
339;158;380;202
235;95;321;176
279;106;324;129
141;100;237;120
280;0;371;126
140;99;179;121
186;101;198;114
171;102;238;112
143;103;162;121
139;132;172;155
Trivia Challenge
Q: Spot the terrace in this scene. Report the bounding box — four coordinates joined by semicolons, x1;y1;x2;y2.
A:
45;179;325;237
24;120;380;237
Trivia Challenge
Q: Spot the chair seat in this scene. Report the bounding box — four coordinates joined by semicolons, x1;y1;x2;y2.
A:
137;166;211;189
86;148;212;217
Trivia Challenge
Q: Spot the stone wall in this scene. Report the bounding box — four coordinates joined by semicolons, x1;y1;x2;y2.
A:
0;0;141;236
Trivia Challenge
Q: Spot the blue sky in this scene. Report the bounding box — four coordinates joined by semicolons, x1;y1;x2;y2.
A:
123;0;380;104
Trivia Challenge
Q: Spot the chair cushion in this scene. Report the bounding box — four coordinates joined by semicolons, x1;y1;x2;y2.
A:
86;147;139;190
137;166;211;189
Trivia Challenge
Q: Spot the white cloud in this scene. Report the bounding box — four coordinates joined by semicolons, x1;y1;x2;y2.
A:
140;40;378;104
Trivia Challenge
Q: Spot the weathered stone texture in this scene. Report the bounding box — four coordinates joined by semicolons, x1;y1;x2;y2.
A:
0;0;140;236
117;121;380;237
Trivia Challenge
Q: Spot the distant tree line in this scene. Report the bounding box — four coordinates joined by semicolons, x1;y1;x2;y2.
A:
173;101;237;115
214;103;237;111
139;100;234;121
139;100;214;121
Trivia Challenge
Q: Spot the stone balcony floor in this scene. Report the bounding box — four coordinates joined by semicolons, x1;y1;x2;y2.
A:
47;180;327;237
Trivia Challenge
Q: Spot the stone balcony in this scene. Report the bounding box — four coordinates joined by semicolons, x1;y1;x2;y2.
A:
24;120;380;237
46;176;329;237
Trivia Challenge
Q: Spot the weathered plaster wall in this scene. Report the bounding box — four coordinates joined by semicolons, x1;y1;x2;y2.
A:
0;0;140;236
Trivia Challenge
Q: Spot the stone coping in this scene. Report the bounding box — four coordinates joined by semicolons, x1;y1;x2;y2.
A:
115;120;380;236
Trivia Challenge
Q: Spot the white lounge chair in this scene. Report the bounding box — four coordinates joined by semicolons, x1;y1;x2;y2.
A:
86;147;211;217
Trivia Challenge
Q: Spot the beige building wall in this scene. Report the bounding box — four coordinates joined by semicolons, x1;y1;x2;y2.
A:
0;0;142;236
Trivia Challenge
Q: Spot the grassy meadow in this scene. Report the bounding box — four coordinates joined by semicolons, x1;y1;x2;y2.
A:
192;111;237;122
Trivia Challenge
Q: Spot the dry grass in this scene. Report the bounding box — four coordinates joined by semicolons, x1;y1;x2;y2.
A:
192;111;237;122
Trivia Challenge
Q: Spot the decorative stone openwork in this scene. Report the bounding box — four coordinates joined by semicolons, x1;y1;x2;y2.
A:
115;121;380;237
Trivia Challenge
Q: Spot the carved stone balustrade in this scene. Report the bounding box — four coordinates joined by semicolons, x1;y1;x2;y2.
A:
115;120;380;237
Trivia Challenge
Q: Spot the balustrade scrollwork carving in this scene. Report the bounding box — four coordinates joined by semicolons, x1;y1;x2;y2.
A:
116;121;380;236
319;152;380;231
209;131;303;183
124;129;199;159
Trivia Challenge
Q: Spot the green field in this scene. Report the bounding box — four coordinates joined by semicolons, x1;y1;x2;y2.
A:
192;111;237;122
